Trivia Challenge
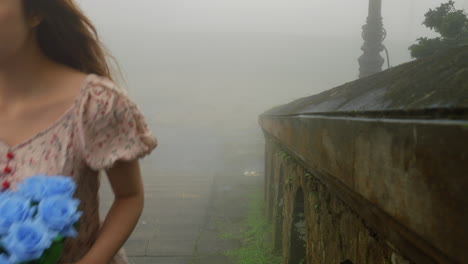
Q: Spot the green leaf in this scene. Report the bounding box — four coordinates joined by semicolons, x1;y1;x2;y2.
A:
38;239;65;264
410;1;468;59
53;235;64;243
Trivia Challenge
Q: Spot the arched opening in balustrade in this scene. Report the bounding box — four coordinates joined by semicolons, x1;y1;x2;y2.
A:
289;187;306;264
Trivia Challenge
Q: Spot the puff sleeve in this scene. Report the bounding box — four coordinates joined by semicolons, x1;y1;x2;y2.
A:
76;75;158;171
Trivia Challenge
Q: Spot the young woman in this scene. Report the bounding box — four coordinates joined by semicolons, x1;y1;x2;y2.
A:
0;0;157;263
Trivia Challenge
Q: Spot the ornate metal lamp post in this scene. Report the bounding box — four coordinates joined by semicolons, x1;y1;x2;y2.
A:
358;0;386;78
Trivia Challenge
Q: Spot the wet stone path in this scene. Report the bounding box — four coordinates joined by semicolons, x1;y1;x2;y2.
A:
99;171;214;264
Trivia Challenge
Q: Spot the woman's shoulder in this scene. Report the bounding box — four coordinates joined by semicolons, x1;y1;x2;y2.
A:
76;73;139;126
83;74;125;96
76;73;131;115
74;75;157;170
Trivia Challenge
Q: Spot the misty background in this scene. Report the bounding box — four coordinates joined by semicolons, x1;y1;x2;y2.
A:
78;0;467;175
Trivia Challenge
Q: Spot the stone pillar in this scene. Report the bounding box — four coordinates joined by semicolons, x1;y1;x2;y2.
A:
358;0;386;78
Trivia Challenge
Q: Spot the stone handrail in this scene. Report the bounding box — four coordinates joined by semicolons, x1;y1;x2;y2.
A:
259;47;468;264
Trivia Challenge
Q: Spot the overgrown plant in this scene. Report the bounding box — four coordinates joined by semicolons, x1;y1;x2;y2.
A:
410;0;468;59
285;176;294;186
276;150;293;163
225;191;282;264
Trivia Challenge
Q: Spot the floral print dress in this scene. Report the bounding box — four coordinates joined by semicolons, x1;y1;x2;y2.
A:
0;74;158;263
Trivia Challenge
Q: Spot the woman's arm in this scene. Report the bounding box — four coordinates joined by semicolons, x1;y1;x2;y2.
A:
78;160;145;264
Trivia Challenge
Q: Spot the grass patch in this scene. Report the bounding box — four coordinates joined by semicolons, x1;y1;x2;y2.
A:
223;190;282;264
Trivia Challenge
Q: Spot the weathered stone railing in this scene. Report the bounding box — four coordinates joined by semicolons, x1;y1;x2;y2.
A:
258;47;468;264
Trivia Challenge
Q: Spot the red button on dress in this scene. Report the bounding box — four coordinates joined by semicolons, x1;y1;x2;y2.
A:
6;152;14;159
1;181;10;190
3;166;12;174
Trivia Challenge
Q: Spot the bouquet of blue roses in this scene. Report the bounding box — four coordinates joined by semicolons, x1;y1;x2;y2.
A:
0;175;82;264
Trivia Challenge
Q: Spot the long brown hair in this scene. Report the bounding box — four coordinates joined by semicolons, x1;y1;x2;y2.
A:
22;0;116;80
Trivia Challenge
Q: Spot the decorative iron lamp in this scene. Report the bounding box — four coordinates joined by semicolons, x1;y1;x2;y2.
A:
358;0;387;78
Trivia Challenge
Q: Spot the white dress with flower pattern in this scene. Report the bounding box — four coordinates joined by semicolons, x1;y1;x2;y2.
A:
0;74;158;263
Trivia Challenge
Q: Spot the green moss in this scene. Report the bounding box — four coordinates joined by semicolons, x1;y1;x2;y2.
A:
286;176;294;186
225;190;282;264
276;150;293;163
314;203;320;211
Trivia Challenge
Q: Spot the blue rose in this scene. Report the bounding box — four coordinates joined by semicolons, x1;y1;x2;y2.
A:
42;175;76;198
17;175;76;202
0;254;11;264
16;175;49;202
37;196;82;238
1;219;52;263
0;195;34;236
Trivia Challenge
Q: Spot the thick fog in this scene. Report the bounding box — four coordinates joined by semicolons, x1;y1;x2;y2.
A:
77;0;467;174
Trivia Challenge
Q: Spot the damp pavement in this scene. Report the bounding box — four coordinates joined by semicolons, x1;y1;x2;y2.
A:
99;167;261;264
